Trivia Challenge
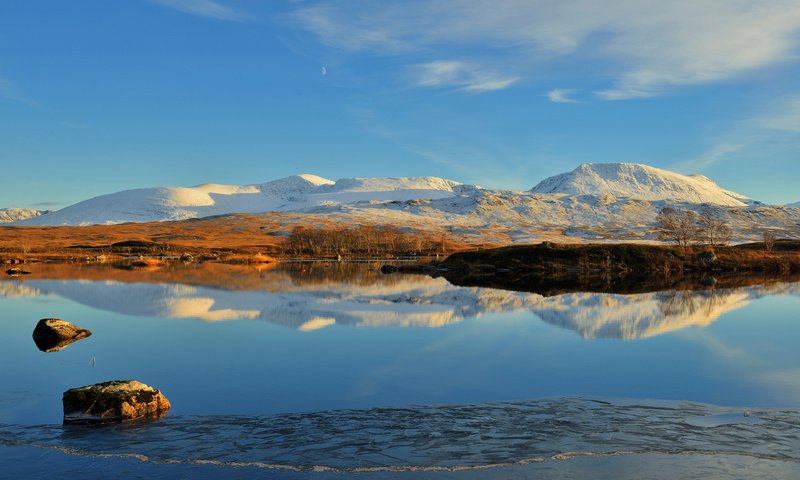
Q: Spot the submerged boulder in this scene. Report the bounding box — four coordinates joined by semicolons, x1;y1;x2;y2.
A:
32;318;92;352
63;380;171;424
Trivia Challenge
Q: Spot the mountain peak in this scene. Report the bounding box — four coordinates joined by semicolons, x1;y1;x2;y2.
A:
258;174;335;195
530;163;750;206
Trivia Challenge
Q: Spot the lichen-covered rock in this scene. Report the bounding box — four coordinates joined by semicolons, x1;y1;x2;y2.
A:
63;380;171;424
32;318;92;352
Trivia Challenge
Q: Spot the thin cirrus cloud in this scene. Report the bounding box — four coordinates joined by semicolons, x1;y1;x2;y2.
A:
411;61;519;93
754;96;800;132
670;143;745;173
546;88;578;103
291;0;800;99
150;0;251;21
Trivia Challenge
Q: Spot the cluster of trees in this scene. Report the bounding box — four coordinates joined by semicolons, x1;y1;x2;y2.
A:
657;207;784;251
283;225;448;256
656;206;731;248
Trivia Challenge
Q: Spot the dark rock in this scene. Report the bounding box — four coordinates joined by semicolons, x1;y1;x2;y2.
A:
32;318;92;352
699;251;717;264
63;380;171;424
380;264;399;274
700;276;718;286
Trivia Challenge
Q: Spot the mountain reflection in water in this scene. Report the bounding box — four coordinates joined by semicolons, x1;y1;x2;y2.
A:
2;263;798;340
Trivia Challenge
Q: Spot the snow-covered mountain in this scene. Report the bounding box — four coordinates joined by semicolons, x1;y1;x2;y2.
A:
17;174;461;226
11;163;800;242
531;163;750;206
0;208;44;223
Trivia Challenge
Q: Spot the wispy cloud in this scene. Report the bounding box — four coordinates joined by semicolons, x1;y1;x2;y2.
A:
546;88;577;103
411;61;518;93
0;77;38;107
753;96;800;132
150;0;251;22
410;148;530;190
292;0;800;99
671;143;745;173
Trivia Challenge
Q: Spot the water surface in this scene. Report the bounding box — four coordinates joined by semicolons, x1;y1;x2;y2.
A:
1;262;799;478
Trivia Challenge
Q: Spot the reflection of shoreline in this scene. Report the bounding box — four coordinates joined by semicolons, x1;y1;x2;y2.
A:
3;267;799;339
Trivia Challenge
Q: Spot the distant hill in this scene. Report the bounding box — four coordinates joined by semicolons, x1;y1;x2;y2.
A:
0;208;44;223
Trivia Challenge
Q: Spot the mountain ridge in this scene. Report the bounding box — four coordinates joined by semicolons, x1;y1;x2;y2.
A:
7;163;800;243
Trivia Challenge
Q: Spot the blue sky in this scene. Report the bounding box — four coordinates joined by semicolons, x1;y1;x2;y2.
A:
2;0;799;209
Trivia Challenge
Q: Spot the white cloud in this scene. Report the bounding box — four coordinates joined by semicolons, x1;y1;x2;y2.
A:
151;0;250;21
547;88;577;103
411;60;518;93
292;0;800;99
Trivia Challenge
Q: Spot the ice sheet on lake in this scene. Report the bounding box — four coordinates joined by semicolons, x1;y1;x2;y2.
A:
1;397;798;474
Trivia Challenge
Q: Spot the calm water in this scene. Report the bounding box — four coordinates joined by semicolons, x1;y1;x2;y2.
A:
1;262;799;478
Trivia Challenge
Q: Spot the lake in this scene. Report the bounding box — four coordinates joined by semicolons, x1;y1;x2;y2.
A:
1;262;799;478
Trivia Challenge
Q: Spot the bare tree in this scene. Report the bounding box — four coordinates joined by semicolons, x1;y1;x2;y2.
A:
696;207;731;248
656;207;699;248
763;230;776;252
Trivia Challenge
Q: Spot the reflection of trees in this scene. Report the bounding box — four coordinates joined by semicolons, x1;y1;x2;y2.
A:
658;289;727;319
286;261;416;287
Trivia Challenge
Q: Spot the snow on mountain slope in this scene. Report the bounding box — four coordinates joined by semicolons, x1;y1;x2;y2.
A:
10;164;800;242
0;208;43;223
17;174;461;226
258;174;334;196
311;176;461;205
531;163;750;207
321;176;460;193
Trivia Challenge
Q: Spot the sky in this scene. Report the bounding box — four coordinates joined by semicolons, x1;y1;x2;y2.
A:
1;0;799;209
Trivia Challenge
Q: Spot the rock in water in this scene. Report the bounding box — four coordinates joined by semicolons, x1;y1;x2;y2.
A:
62;380;171;424
31;318;92;352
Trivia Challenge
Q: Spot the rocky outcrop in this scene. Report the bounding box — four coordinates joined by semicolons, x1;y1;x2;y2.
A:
62;380;170;424
32;318;92;352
